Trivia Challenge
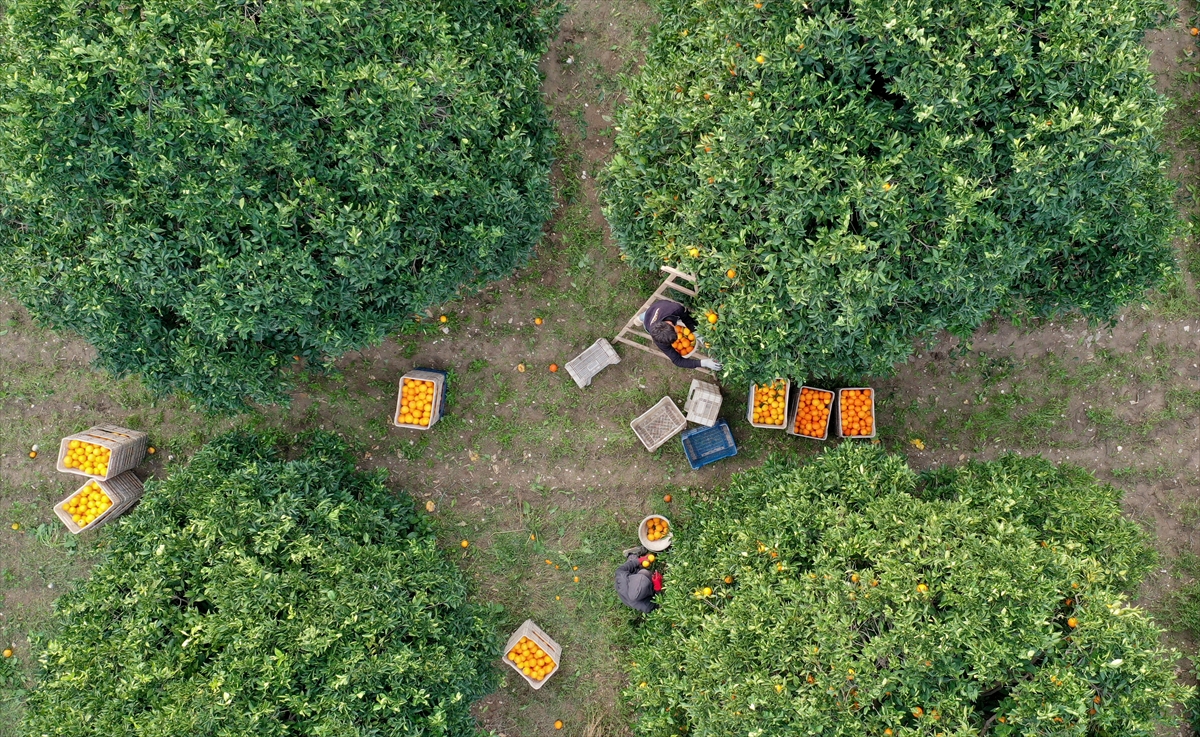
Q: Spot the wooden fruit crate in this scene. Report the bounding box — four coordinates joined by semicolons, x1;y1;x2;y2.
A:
787;386;836;440
392;369;447;430
53;472;144;534
746;379;791;429
502;620;562;690
836;387;877;439
56;424;148;480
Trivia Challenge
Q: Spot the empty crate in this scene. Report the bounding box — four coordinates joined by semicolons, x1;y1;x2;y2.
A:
566;339;621;388
681;420;738;469
683;379;722;427
631;397;687;452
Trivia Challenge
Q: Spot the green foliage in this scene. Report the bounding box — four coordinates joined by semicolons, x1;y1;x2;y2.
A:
0;0;560;410
627;444;1187;736
603;0;1176;383
22;431;501;736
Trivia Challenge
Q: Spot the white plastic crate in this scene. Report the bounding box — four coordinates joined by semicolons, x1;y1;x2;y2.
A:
683;379;722;427
502;620;562;690
836;387;877;438
631;397;687;452
787;386;836;440
566;339;620;388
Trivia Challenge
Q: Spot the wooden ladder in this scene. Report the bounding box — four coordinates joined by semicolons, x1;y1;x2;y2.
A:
613;266;713;373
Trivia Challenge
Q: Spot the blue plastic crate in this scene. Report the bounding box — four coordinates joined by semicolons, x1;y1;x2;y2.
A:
681;419;737;470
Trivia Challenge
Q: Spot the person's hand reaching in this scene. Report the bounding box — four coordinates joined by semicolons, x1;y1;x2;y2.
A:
651;570;664;592
700;358;723;370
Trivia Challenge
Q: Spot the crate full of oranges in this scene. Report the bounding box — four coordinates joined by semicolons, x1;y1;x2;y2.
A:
747;379;790;429
53;472;144;534
671;323;697;357
789;386;835;440
56;424;148;480
392;369;447;430
837;388;875;438
503;620;562;689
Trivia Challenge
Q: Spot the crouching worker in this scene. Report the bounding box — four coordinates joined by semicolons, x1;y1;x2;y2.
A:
615;546;663;613
641;299;722;371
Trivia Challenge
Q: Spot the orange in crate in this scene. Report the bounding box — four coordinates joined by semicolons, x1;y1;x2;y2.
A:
751;380;788;426
507;636;557;682
839;388;875;437
62;441;112;477
671;324;696;356
793;387;834;438
63;480;112;528
396;379;436;427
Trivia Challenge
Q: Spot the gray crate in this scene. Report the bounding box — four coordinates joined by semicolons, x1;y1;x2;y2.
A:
631;397;687;452
787;386;836;440
683;379;722;427
566;339;620;388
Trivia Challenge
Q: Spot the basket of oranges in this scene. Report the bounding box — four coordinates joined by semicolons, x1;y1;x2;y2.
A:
53;472;144;534
837;387;876;438
503;620;562;689
747;379;790;429
788;386;835;440
393;369;447;430
56;424;148;480
639;515;672;551
672;323;698;358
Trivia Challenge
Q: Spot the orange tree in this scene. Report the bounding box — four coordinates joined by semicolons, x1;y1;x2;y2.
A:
602;0;1176;383
22;430;501;736
627;444;1187;736
0;0;560;410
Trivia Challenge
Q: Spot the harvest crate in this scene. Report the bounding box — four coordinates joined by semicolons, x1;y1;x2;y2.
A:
53;472;144;534
56;424;148;480
392;368;447;430
639;514;673;551
683;379;722;427
681;420;737;469
746;379;791;429
787;386;836;440
836;387;877;439
566;338;620;388
631;397;687;452
502;620;562;690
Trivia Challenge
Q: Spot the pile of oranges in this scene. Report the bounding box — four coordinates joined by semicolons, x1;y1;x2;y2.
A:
671;324;696;356
645;516;669;541
751;380;788;426
397;378;437;427
507;636;556;681
793;387;833;438
64;481;112;528
62;440;111;477
839;388;874;437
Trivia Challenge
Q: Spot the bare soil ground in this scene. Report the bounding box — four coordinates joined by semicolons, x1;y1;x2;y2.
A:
2;1;1200;736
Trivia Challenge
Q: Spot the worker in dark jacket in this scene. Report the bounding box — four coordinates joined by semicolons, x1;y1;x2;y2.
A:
640;299;723;371
615;546;663;613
